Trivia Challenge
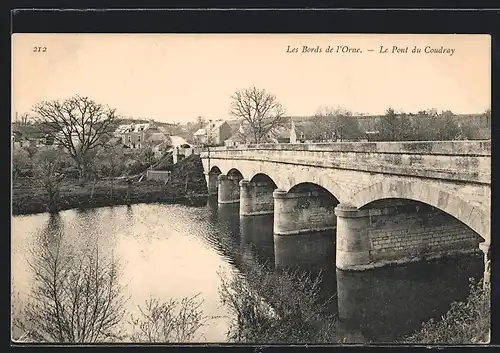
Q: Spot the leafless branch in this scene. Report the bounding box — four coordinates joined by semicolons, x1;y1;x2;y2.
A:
31;96;117;179
229;87;287;144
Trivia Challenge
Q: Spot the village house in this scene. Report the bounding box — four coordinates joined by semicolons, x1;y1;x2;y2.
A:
193;119;231;146
224;134;246;146
151;140;169;159
114;124;133;138
117;120;169;149
12;124;50;149
261;120;315;144
289;121;316;143
149;135;196;160
224;122;247;146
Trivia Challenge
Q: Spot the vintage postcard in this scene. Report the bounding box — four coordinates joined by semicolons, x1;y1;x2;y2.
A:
11;33;491;344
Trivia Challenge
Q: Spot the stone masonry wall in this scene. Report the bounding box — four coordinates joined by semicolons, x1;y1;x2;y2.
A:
274;190;338;235
367;203;481;262
252;182;275;213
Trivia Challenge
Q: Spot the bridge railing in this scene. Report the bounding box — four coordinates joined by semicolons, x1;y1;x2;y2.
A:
202;140;490;156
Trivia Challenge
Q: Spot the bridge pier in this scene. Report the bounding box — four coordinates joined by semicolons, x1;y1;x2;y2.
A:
205;172;219;196
218;174;241;204
272;188;336;271
239;179;275;216
272;188;337;235
335;204;372;270
479;242;490;287
335;201;482;271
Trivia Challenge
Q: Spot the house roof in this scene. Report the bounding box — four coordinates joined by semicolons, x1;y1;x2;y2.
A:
226;120;241;134
132;123;150;132
193;128;206;136
207;120;227;129
274;126;291;139
115;124;133;133
226;133;246;143
294;123;315;139
107;137;122;145
146;132;166;142
170;135;188;147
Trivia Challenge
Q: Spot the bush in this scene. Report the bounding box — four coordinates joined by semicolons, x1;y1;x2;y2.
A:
129;294;211;343
13;229;127;343
399;278;490;344
219;261;340;344
13;148;33;178
166;155;207;195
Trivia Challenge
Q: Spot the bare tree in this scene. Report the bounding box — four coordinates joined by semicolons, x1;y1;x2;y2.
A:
14;225;127;343
96;144;126;199
310;106;363;142
229;86;287;144
129;294;210;343
33;149;66;213
19;112;31;125
32;95;117;179
12;148;33;179
310;106;338;141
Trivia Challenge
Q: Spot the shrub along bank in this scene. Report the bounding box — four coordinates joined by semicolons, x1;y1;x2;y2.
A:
12;154;208;216
399;279;490;344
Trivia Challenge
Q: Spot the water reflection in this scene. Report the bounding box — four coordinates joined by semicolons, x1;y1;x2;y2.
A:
239;214;275;270
12;201;484;343
273;230;335;273
336;256;483;342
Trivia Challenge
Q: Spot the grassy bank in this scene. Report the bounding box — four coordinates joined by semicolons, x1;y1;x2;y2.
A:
12;154;208;216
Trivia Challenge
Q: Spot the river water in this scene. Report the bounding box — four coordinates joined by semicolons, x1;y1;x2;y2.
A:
11;196;483;343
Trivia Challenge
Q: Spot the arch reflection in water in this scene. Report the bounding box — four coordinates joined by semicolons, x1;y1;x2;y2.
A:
336;254;484;343
273;230;335;273
273;229;338;315
239;214;275;270
213;202;242;267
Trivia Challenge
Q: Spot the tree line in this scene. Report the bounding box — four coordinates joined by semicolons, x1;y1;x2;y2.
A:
222;86;491;143
16;93;490;174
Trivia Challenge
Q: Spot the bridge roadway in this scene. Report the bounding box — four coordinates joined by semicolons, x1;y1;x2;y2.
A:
200;140;491;279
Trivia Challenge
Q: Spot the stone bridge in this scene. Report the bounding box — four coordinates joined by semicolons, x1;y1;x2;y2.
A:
200;141;490;277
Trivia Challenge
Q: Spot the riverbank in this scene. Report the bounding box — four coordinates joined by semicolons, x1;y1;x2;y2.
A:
12;154;209;216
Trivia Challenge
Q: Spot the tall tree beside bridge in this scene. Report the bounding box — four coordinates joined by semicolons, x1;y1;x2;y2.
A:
32;95;117;179
310;106;363;142
376;107;399;141
229;86;287;144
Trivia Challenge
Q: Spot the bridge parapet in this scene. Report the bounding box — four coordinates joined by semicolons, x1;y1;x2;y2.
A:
201;141;491;185
202;140;490;155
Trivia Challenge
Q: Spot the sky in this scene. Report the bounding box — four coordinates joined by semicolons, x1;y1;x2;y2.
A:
12;34;491;124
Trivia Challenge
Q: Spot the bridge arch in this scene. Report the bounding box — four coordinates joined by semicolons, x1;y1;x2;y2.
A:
350;180;489;243
285;176;347;203
288;182;339;201
208;166;222;175
249;173;278;188
227;168;244;179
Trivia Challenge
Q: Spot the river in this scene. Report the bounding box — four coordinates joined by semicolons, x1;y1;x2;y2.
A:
11;196;483;343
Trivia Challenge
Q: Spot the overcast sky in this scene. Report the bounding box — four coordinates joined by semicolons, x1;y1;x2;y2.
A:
12;34;490;123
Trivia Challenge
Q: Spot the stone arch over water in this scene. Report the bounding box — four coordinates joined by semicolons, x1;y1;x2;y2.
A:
350;180;489;243
249;173;278;189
